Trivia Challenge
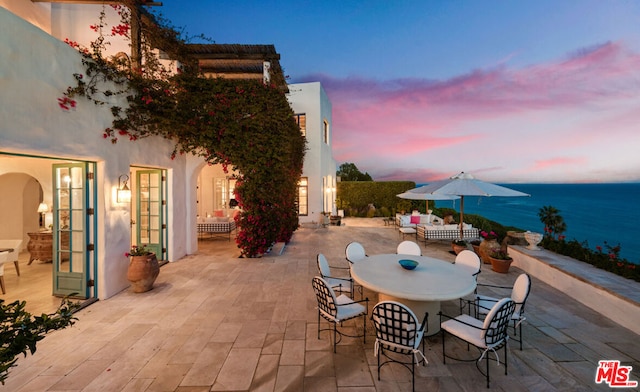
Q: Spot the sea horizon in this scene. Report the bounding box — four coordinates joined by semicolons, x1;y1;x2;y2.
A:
427;182;640;264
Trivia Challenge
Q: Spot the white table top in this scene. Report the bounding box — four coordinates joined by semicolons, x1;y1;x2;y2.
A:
351;253;476;302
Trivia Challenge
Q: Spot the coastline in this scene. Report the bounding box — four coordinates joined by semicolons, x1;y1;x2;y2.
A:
433;182;640;264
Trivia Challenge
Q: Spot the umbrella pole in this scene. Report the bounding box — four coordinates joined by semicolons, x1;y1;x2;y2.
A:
459;196;464;239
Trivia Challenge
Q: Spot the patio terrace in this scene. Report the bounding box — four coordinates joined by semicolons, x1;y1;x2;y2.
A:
0;217;638;391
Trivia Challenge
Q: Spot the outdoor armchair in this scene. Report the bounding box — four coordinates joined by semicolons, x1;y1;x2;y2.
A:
440;297;516;388
396;240;421;256
472;273;531;350
455;250;481;313
371;301;428;392
312;276;369;353
345;241;367;264
316;253;355;299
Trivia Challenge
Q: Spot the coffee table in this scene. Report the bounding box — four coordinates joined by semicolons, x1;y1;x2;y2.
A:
351;253;476;334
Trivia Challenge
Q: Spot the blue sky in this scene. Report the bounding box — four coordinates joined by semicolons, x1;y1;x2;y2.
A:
156;1;640;183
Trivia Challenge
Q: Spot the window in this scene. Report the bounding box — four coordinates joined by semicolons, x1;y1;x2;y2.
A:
323;119;329;144
297;177;308;216
294;114;306;137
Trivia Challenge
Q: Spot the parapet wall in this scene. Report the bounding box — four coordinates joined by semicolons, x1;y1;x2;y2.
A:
509;245;640;336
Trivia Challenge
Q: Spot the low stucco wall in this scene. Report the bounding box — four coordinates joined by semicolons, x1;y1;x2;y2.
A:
510;246;640;336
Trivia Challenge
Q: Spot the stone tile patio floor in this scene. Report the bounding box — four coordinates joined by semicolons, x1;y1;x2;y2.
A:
1;218;639;391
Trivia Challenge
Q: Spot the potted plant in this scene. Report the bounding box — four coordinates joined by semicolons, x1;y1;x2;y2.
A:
126;245;159;293
470;239;481;255
478;230;501;264
451;239;468;255
488;249;513;273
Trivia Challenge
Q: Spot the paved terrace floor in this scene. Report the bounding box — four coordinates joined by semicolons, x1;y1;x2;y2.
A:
1;218;639;391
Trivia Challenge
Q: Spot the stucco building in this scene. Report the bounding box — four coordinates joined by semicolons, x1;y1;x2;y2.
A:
0;2;336;304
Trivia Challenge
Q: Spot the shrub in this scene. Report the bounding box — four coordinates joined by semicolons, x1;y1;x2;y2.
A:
541;237;639;282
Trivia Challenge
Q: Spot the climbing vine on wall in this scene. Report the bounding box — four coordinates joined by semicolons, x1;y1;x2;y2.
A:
60;1;306;257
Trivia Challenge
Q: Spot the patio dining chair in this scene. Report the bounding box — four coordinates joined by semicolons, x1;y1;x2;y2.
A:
472;273;531;350
317;253;355;298
345;241;367;264
455;250;481;313
371;301;428;392
397;240;421;256
312;276;369;353
440;297;516;388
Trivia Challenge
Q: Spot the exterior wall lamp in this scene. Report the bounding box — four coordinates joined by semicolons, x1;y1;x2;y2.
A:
117;175;132;203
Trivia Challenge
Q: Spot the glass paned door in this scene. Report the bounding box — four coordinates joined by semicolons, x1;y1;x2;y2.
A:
136;170;166;259
52;163;94;298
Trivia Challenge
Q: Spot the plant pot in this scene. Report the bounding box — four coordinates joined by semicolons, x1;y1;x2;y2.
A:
479;238;501;264
489;256;513;273
451;242;467;255
127;252;159;293
471;244;481;255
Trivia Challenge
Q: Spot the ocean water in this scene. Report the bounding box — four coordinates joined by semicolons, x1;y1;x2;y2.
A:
433;183;640;264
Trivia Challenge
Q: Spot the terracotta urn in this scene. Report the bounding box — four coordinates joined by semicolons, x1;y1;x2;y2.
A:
479;238;501;264
489;256;513;273
451;242;468;255
127;252;159;293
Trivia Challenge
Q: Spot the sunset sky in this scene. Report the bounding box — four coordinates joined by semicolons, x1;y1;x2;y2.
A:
156;0;640;184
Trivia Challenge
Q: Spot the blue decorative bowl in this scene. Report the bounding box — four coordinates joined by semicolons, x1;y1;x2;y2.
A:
399;259;419;270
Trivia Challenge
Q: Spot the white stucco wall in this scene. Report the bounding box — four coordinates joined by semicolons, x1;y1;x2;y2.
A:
0;7;196;299
0;1;51;33
287;82;337;223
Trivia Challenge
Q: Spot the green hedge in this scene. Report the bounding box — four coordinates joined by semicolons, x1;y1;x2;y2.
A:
336;181;417;217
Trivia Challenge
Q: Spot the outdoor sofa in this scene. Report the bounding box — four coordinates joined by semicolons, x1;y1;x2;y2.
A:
416;223;480;242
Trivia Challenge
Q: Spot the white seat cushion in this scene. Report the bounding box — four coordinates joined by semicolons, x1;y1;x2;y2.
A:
441;314;486;348
335;294;366;321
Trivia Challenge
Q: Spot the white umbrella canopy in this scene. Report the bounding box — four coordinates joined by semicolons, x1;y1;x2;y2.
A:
406;172;530;238
396;191;460;214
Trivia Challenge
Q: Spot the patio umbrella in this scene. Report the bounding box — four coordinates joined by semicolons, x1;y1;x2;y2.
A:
396;190;459;213
405;172;530;239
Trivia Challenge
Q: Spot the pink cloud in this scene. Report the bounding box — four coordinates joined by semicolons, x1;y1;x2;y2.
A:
294;42;640;182
530;157;589;170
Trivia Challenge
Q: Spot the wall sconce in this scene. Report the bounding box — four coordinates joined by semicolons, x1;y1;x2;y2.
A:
117;175;131;203
37;202;48;229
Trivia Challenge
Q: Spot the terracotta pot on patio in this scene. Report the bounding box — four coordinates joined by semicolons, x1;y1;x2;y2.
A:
489;256;513;273
479;238;501;264
451;242;467;255
127;253;159;293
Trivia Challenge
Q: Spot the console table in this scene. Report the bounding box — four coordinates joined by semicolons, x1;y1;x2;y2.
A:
27;231;53;264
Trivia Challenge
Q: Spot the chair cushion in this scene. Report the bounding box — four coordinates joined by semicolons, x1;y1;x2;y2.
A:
325;277;351;293
476;295;499;315
477;294;521;321
441;314;486;348
335;294;366;321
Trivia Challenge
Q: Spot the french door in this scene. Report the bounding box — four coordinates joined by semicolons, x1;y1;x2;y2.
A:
136;169;167;260
52;162;96;298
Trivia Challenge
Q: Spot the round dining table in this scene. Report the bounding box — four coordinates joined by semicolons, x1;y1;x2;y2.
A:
350;253;476;334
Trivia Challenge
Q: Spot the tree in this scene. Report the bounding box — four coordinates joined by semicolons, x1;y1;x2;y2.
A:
337;162;372;181
1;298;79;384
538;205;567;239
